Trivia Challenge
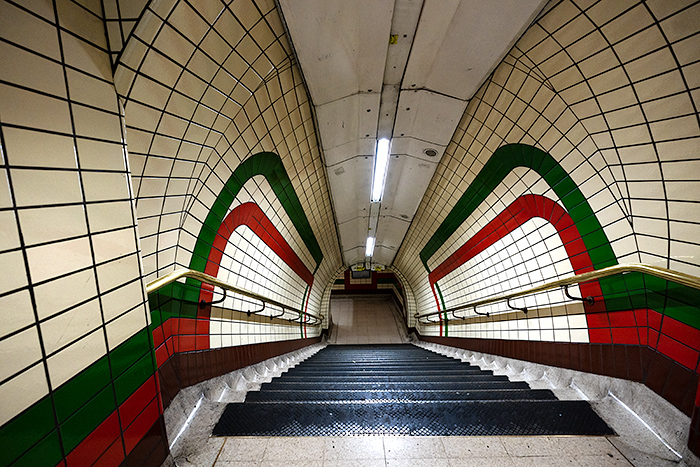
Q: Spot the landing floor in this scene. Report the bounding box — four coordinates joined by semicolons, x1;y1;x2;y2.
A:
205;435;631;466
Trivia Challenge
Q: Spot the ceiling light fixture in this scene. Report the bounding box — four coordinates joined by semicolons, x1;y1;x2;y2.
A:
371;138;391;202
365;236;375;257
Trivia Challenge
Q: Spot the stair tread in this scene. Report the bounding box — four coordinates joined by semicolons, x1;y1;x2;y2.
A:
213;344;614;437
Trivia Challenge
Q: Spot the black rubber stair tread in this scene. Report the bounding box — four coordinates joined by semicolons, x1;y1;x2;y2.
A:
212;400;615;436
213;343;614;437
292;364;474;371
245;388;558;402
275;374;504;383
283;369;492;376
260;380;531;391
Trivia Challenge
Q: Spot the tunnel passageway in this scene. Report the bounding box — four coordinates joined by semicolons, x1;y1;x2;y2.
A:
329;297;408;344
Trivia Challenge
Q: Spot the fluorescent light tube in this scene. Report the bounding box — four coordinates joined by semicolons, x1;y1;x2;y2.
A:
371;138;391;202
365;237;375;257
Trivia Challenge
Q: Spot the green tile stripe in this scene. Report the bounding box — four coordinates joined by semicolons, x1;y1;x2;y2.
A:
420;143;617;271
187;152;323;301
300;285;309;339
597;272;700;331
418;143;700;332
0;325;156;467
435;283;448;336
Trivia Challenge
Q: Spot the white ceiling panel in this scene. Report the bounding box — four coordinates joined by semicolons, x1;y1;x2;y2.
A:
343;246;368;268
327;156;373;223
323;138;376;166
279;0;546;269
390;138;445;163
381;155;438;219
316;93;381;153
383;0;425;84
338;217;371;263
393;90;467;146
404;0;547;100
373;248;397;268
278;0;394;105
374;216;411;264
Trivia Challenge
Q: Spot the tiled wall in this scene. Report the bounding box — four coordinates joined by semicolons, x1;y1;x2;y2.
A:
0;0;160;465
393;0;700;442
112;0;342;369
0;0;342;465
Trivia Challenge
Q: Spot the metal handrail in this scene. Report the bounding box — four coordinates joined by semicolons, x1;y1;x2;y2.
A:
415;263;700;324
146;268;323;327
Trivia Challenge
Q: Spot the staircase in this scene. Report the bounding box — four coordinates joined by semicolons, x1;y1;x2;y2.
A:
212;344;614;436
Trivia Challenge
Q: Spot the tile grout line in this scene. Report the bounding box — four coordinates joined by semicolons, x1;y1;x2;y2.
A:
211;436;227;466
606;435;636;467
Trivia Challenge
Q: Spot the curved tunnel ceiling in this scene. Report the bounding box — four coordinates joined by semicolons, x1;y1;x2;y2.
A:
278;0;548;268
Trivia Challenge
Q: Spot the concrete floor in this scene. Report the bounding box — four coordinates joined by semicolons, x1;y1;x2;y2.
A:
328;296;408;344
205;435;632;466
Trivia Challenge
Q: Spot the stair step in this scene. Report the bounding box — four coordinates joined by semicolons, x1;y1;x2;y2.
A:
212;343;614;437
245;388;558;402
284;369;491;376
275;374;503;383
261;380;529;391
212;400;616;437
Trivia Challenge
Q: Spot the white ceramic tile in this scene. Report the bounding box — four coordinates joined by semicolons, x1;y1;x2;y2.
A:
82;171;130;202
86;201;135;233
72;104;123;141
61;31;113;79
0;250;28;293
66;68;119;112
96;253;141;292
0;84;72;134
46;328;106;388
56;0;107;48
105;304;147;350
92;228;137;264
0;326;42;380
0;363;48;426
18;205;88;246
3;128;76;168
0;210;20;251
33;268;97;320
0;1;61;60
102;281;145;322
76;138;126;171
40;299;103;354
10;168;82;207
26;237;93;284
0;289;34;337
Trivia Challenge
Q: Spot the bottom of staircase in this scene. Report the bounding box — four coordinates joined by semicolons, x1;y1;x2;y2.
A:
212;344;615;437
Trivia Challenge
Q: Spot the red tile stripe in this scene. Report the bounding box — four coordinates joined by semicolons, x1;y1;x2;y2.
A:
62;376;160;467
186;202;316;350
429;194;601;312
204;202;314;287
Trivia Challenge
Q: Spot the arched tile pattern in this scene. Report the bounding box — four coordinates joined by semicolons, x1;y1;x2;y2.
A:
394;0;700;437
0;0;342;465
